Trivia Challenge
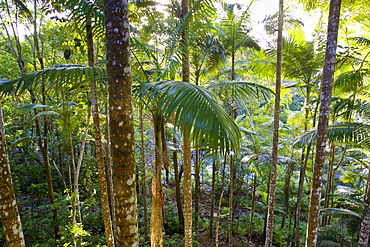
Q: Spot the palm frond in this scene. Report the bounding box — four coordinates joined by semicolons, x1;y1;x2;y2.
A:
320;208;361;219
137;80;241;153
0;65;105;96
352;37;370;47
59;0;105;38
207;80;273;102
331;97;370;120
334;69;368;92
293;122;370;147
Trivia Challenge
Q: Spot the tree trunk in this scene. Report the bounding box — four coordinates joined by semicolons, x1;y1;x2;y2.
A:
293;145;311;247
183;127;192;247
0;104;26;247
228;156;234;247
194;147;200;234
248;173;257;245
305;0;341;246
29;89;60;239
173;136;184;227
87;17;115;247
181;0;192;245
322;143;335;227
140;105;149;244
281;161;294;229
358;163;370;247
209;159;216;238
264;0;283;246
216;158;227;247
151;115;164;247
104;103;117;242
104;0;138;245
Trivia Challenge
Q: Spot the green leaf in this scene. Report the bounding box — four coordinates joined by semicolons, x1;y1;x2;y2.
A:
18;104;51;112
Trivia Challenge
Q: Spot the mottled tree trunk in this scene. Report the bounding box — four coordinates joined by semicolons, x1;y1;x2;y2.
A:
0;105;26;247
264;0;283;246
305;0;341;246
87;17;115;247
104;0;138;245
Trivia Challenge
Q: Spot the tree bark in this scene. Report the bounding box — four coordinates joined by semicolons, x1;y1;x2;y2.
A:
140;105;149;243
104;0;138;245
264;0;283;246
173;136;184;227
194;147;200;234
305;0;341;246
151;115;164;247
183;127;192;247
87;17;115;247
228;156;234;247
0;104;26;247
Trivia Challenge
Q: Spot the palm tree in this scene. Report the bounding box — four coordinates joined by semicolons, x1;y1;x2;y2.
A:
305;0;342;246
0;104;26;247
104;0;138;245
264;0;284;246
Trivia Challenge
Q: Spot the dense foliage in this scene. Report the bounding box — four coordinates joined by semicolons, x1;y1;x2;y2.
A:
0;0;369;246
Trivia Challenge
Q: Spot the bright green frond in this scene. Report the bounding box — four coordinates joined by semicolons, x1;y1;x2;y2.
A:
0;65;106;96
293;122;370;147
138;80;241;153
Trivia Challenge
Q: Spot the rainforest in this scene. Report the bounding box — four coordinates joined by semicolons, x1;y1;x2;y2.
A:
0;0;369;246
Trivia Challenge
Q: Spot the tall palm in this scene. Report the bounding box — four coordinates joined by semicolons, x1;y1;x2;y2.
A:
264;0;283;246
305;1;341;244
104;0;138;245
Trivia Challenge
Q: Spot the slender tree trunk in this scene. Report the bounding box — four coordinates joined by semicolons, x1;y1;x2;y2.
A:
209;159;216;238
264;0;283;246
0;104;26;247
194;147;200;234
183;127;192;247
151;116;164;247
358;163;370;247
104;0;138;245
73;108;91;224
305;0;341;245
293;145;311;247
322;143;335;227
173;136;184;226
29;89;60;239
140;105;149;243
181;0;192;245
228;156;234;247
216;158;227;247
248;173;257;246
281;161;294;229
87;17;115;247
104;103;117;242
